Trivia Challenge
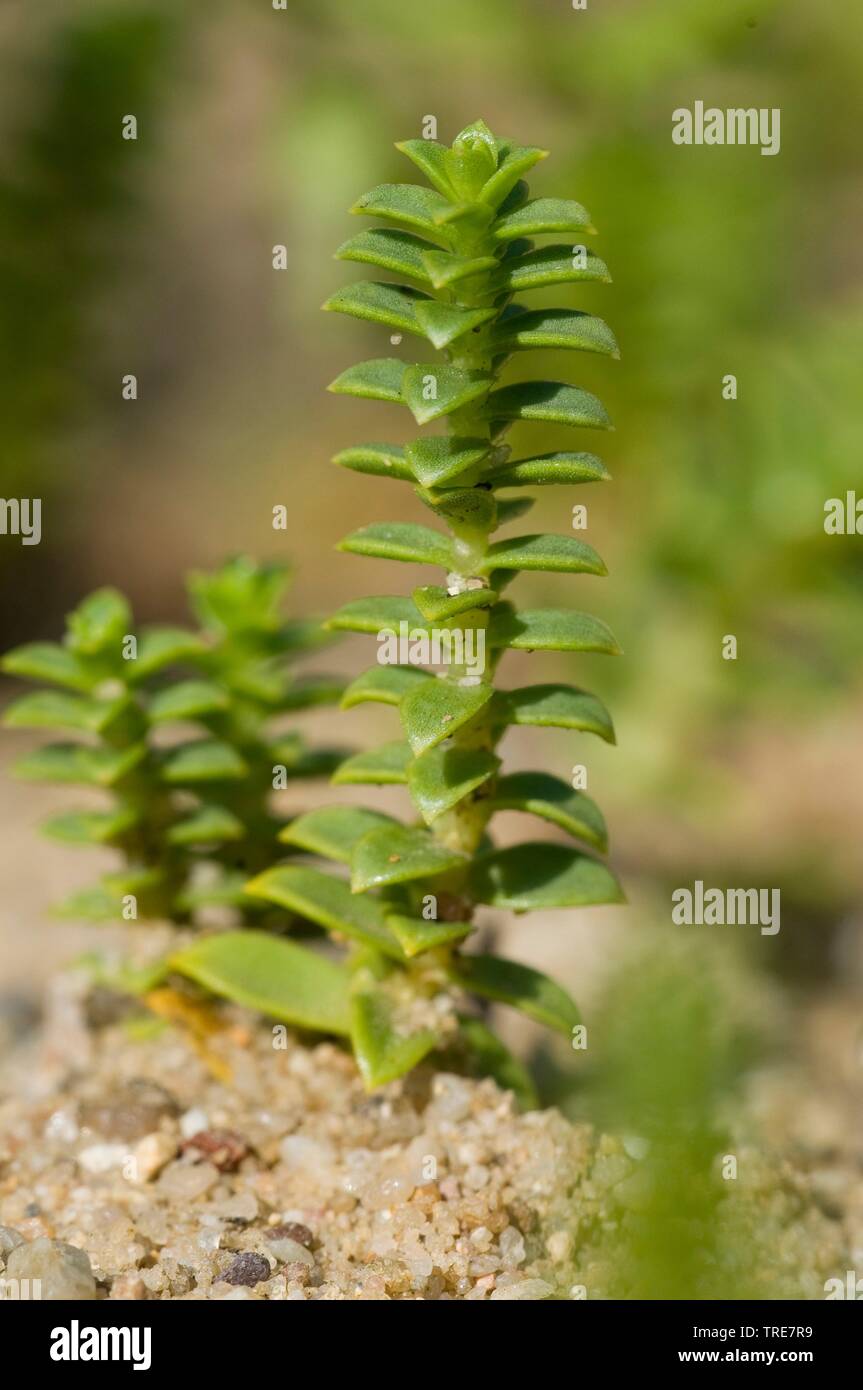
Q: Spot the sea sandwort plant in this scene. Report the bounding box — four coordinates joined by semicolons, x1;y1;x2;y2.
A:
2;558;341;926
174;121;623;1098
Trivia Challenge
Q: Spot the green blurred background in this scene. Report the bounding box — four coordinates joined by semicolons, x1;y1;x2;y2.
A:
2;0;862;1299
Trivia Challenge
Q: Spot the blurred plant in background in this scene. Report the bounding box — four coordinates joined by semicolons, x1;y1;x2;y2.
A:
2;558;343;925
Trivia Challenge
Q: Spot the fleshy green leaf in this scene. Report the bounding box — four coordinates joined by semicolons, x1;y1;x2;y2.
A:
186;555;291;633
406;437;493;489
1;642;91;691
14;742;145;787
280;805;399;864
341;665;433;709
488;772;607;851
419;486;497;533
421;250;498;289
166;804;245;845
148;680;229;723
339;522;451;567
54;882;127;921
3;690;132;735
332;740;412;786
386;914;473;958
66;588;132;656
402;365;492;425
328;358;405;403
435;200;494;236
350;986;437;1090
480;143;548;208
246;864;402;958
42;807;139;845
482;533;606;577
455;1015;538;1110
493;197;594;241
351;183;451;240
400;679;493;755
494;308;619;358
501;243;610;291
327;595;425;635
445;121;499;197
130;628;204;681
414;300;496;350
498;684;615;742
489;607;621;654
448;954;580;1035
412;585;496;622
332;442;413;480
336;228;432;285
170;931;351;1036
471;841;623;910
491;451;609;488
486;381;611;430
351;824;467;892
160;740;248;784
394;139;456;198
495;496;536;525
323;281;428;337
407;745;499;823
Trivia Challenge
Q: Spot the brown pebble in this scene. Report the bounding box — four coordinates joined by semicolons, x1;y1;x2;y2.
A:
283;1261;311;1285
268;1221;314;1248
216;1252;271;1287
180;1129;249;1172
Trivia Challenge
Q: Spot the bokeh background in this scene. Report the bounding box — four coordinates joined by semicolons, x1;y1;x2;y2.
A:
2;0;862;1293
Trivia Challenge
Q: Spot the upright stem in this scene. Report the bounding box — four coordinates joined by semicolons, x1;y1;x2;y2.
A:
424;222;504;867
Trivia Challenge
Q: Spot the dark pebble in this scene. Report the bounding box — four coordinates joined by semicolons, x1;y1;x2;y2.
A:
180;1129;249;1172
217;1252;271;1287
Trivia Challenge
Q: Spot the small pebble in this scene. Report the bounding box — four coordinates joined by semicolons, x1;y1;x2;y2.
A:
217;1252;272;1287
499;1226;526;1267
179;1107;209;1139
44;1108;80;1145
266;1236;315;1267
546;1230;572;1264
180;1129;249;1172
6;1238;97;1300
157;1160;220;1201
77;1142;128;1174
133;1132;177;1182
279;1134;334;1170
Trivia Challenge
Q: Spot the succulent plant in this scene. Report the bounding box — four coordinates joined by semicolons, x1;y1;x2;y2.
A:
177;556;346;915
175;121;623;1100
2;558;342;925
